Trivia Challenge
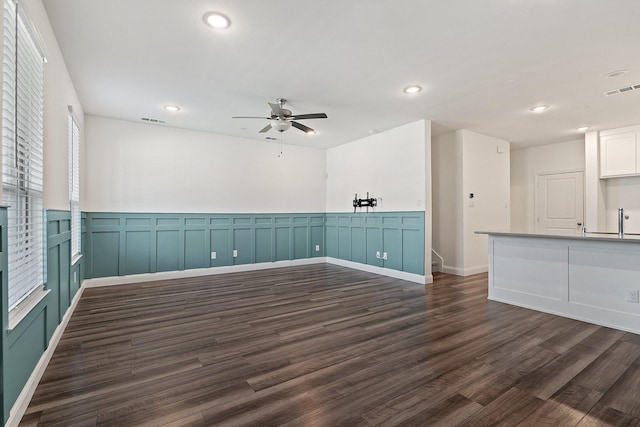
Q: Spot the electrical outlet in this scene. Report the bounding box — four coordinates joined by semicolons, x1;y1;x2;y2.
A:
382;252;388;260
233;249;238;258
315;245;320;252
626;289;639;303
376;251;381;259
211;251;217;260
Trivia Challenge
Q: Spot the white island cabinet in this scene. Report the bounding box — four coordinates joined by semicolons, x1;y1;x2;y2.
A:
479;231;640;334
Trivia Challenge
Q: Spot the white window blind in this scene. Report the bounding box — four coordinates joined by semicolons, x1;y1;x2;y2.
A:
2;0;45;310
68;109;80;258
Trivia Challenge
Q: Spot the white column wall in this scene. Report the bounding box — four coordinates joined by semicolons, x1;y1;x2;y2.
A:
461;130;510;274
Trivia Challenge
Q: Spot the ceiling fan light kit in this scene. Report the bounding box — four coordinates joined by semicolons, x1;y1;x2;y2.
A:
233;98;327;135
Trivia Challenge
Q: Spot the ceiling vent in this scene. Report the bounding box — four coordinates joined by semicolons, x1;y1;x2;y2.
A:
603;84;640;96
265;137;277;140
141;117;166;124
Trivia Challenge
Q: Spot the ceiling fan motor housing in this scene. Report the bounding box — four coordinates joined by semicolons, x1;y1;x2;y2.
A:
271;119;291;132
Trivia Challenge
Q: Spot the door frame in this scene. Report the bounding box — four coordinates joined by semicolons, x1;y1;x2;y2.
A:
534;169;585;234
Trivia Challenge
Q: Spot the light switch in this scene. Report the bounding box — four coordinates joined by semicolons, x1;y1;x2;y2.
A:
315;245;320;252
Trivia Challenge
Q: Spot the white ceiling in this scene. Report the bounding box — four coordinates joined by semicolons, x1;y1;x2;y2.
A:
42;0;640;150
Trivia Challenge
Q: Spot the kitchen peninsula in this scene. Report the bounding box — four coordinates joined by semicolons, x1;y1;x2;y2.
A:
479;231;640;334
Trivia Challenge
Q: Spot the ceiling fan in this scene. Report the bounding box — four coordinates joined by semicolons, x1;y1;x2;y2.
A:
233;98;327;134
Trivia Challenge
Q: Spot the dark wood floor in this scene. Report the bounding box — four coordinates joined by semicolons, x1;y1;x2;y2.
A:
19;264;640;426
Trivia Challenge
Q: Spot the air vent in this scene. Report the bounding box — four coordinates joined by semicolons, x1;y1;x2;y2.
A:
141;117;166;124
265;137;277;140
603;84;640;96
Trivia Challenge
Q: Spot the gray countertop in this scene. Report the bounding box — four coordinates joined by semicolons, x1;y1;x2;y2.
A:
475;230;640;243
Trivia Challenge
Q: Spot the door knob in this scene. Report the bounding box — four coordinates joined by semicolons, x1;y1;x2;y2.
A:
577;222;582;226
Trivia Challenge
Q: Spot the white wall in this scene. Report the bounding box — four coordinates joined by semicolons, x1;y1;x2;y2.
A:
84;116;326;213
510;139;585;232
326;120;428;212
22;0;84;210
432;131;462;269
461;130;510;273
604;176;640;233
432;130;510;275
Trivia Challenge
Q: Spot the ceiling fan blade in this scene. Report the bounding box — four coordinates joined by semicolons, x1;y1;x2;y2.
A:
259;124;272;133
268;102;283;117
291;121;315;134
232;116;272;119
288;113;327;120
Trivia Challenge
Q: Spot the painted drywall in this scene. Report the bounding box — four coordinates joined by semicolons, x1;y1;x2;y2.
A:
432;130;510;275
325;120;428;213
461;130;510;273
431;131;463;270
510;139;585;232
20;0;84;210
84;116;327;213
604;176;640;233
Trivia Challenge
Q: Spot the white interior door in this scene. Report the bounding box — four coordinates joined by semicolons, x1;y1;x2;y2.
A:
535;171;584;235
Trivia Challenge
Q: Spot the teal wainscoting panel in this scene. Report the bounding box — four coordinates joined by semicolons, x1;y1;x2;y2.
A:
310;226;324;257
325;218;338;258
1;209;82;424
91;232;120;277
255;228;272;263
293;227;308;260
233;228;252;265
5;306;46;415
156;230;180;272
275;227;291;261
366;227;383;267
382;228;402;271
184;229;207;270
338;226;351;260
125;231;151;275
210;229;230;267
402;229;424;275
325;212;425;275
351;227;366;264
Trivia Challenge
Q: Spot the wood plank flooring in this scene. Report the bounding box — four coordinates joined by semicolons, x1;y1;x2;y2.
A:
19;264;640;426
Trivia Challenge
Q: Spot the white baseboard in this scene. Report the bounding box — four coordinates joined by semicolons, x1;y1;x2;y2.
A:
442;264;488;277
83;258;327;288
6;286;85;427
326;257;431;284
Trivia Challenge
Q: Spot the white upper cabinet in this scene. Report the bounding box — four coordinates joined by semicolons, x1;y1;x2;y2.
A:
600;127;640;178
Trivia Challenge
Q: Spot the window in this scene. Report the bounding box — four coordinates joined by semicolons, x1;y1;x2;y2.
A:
68;108;80;258
2;0;45;310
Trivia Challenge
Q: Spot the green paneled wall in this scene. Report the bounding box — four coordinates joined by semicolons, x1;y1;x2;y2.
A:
84;211;425;280
84;213;327;279
0;209;83;423
325;212;425;275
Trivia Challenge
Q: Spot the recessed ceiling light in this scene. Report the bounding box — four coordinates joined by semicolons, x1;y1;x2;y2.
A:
403;85;422;94
530;105;549;112
203;12;231;29
606;70;629;79
576;126;590;132
164;105;181;112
